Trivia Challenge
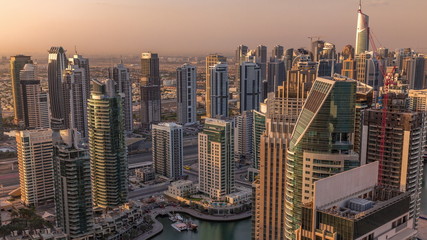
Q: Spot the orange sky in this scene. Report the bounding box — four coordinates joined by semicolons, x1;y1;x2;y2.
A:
0;0;426;57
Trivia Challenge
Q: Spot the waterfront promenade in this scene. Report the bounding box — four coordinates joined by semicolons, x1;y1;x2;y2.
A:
136;206;251;239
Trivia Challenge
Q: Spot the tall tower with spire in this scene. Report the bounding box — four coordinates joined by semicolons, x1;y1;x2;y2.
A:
355;0;369;55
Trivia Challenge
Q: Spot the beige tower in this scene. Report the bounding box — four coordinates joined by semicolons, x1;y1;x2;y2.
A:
17;129;54;206
205;54;226;118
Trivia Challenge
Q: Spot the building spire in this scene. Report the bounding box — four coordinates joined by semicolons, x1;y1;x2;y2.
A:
359;0;362;12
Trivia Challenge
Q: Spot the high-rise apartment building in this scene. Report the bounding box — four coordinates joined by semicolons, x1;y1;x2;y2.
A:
355;3;369;55
240;62;261;113
208;63;229;118
296;162;418;240
285;76;358;239
63;65;89;138
17;129;54;206
205;54;227;118
69;54;91;101
53;129;93;239
341;58;356;79
88;79;128;208
48;47;68;130
0;104;3;138
176;64;197;125
360;108;424;226
10;55;33;124
109;62;133;132
20;64;51;129
152;123;183;180
199;118;235;199
235;111;254;163
140;85;161;129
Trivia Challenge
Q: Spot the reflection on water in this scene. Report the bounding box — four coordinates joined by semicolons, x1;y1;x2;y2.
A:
152;213;251;240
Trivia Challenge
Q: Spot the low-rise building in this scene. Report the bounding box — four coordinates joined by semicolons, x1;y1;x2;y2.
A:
165;180;198;198
135;168;156;182
224;187;252;205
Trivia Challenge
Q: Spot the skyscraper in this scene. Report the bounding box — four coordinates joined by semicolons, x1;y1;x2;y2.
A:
88;79;128;208
109;62;133;132
360;108;424;226
272;45;284;59
68;54;91;101
205;54;227;118
48;47;68;130
199;118;235;199
176;64;197;125
17;129;54;206
255;45;267;81
140;52;161;129
235;111;254;163
240;62;261;113
53;129;93;239
267;58;286;94
355;2;370;55
140;85;161;129
235;45;249;66
285;76;358;239
311;40;325;62
20;63;51;129
402;54;426;89
208;63;229;118
355;51;383;89
63;64;88;138
152;123;183;180
10;55;32;124
141;52;160;86
0;104;3;138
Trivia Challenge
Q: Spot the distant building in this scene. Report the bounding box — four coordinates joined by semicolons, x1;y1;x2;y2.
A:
152;122;183;180
88;79;128;208
140;52;160;86
272;45;284;59
255;45;267;81
0;103;3;137
63;64;89;138
48;47;68;130
140;85;161;129
199;118;235;199
208;63;229;118
239;62;261;113
140;53;161;129
10;55;33;124
176;64;197;125
355;2;369;55
267;58;285;95
53;129;93;239
341;58;356;79
205;54;227;118
109;62;133;132
20;64;50;129
17;129;54;206
355;51;383;90
296;162;417;240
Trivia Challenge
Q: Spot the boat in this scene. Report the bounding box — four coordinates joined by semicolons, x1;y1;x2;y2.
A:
172;222;188;232
188;223;198;231
176;214;184;222
168;212;177;222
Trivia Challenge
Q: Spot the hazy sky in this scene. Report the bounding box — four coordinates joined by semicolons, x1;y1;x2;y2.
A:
0;0;426;57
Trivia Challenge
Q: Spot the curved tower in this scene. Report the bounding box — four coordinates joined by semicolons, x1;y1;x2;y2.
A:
355;1;369;55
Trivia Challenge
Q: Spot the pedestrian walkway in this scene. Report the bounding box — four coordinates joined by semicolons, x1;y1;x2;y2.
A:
135;206;251;239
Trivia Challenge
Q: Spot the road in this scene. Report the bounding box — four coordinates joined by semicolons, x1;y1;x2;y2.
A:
128;145;198;164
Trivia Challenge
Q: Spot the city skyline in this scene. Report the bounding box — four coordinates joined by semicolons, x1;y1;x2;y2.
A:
0;0;426;57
